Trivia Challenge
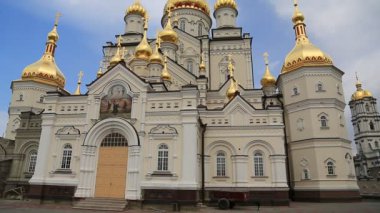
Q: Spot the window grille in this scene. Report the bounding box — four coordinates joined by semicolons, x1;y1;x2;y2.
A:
254;153;264;176
216;152;226;176
157;144;169;171
101;133;128;147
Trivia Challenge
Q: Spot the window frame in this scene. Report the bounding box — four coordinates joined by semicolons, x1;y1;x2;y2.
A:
326;161;335;176
216;151;226;177
27;151;38;173
157;144;169;171
61;144;73;170
253;152;264;177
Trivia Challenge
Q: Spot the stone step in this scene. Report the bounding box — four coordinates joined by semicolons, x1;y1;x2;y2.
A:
73;198;127;212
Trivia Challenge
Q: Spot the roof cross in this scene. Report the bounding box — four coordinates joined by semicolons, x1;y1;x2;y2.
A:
55;12;62;26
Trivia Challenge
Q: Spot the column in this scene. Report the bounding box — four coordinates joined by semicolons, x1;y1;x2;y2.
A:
74;146;97;198
231;155;248;184
29;114;55;185
126;146;141;200
270;155;288;188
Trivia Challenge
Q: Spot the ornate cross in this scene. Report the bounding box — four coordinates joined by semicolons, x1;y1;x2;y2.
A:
78;71;84;83
293;0;298;6
117;35;123;47
263;52;269;65
55;12;62;26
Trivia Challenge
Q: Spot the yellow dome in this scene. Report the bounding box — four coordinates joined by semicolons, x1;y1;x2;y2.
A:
261;67;276;88
226;78;238;100
149;40;163;64
135;23;153;60
165;0;210;15
214;0;237;11
110;36;124;66
159;11;178;44
161;56;172;82
126;0;147;18
22;54;66;88
21;21;65;89
351;80;373;101
281;2;333;74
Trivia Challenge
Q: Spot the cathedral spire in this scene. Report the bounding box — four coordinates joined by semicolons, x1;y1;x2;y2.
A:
261;52;276;88
21;12;66;89
281;1;333;73
161;54;172;82
109;36;123;67
74;71;84;95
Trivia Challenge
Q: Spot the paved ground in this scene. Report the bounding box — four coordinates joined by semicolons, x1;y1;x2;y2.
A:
0;199;379;213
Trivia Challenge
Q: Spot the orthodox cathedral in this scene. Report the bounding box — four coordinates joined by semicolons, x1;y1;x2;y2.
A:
1;0;371;207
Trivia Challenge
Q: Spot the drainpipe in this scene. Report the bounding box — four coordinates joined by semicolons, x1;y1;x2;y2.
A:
199;119;207;204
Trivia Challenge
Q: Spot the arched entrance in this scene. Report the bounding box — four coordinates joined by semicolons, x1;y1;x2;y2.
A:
74;118;141;200
95;133;129;198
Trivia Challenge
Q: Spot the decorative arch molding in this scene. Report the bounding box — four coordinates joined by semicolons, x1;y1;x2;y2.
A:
18;141;39;154
56;126;80;136
206;140;237;156
99;79;133;99
242;140;275;156
84;117;140;147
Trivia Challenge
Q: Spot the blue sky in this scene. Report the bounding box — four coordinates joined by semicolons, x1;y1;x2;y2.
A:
0;0;379;142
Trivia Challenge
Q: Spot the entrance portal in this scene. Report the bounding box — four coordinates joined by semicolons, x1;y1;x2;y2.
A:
95;133;128;198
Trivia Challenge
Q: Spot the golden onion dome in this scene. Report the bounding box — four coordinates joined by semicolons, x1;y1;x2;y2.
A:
21;54;66;88
161;56;172;82
281;1;333;74
199;52;206;75
164;0;210;15
214;0;237;11
110;36;124;66
21;16;65;89
159;11;178;44
149;40;163;64
135;22;153;60
351;80;373;101
126;0;147;18
261;53;276;87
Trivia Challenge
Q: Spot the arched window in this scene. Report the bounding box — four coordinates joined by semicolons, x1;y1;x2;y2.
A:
316;82;323;91
198;23;203;36
370;121;375;131
293;87;299;96
101;133;128;147
19;94;24;101
375;141;379;148
254;152;264;176
303;169;310;180
320;116;328;128
180;20;186;31
39;95;44;103
27;151;38;173
216;152;226;177
157;144;169;171
61;144;72;169
187;60;194;73
327;162;335;175
365;104;370;112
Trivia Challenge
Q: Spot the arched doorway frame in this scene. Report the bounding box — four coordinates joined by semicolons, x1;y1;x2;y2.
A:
74;118;141;200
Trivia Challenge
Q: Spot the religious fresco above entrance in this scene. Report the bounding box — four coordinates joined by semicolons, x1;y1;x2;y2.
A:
100;85;132;119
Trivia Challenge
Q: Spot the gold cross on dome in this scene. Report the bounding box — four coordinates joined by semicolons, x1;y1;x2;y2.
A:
54;12;62;26
142;15;149;29
293;0;298;6
263;52;269;65
117;35;122;47
78;71;84;82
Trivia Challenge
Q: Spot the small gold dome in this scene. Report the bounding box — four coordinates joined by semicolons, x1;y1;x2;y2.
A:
261;67;276;87
126;0;147;18
159;11;178;44
351;80;373;101
149;41;163;64
214;0;237;11
226;78;238;100
47;26;59;42
135;26;153;60
165;0;210;15
161;56;172;82
110;36;124;66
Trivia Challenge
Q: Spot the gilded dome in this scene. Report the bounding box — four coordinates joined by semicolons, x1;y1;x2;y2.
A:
126;0;147;18
351;80;373;101
281;2;333;74
214;0;237;11
164;0;210;15
22;54;66;88
149;40;163;64
161;56;172;82
159;11;179;44
135;25;153;60
21;22;65;89
261;66;276;88
226;78;238;100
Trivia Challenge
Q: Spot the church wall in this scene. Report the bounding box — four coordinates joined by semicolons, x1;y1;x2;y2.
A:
209;39;253;90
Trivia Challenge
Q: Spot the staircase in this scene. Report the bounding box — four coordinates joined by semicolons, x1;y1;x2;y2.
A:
73;198;128;211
